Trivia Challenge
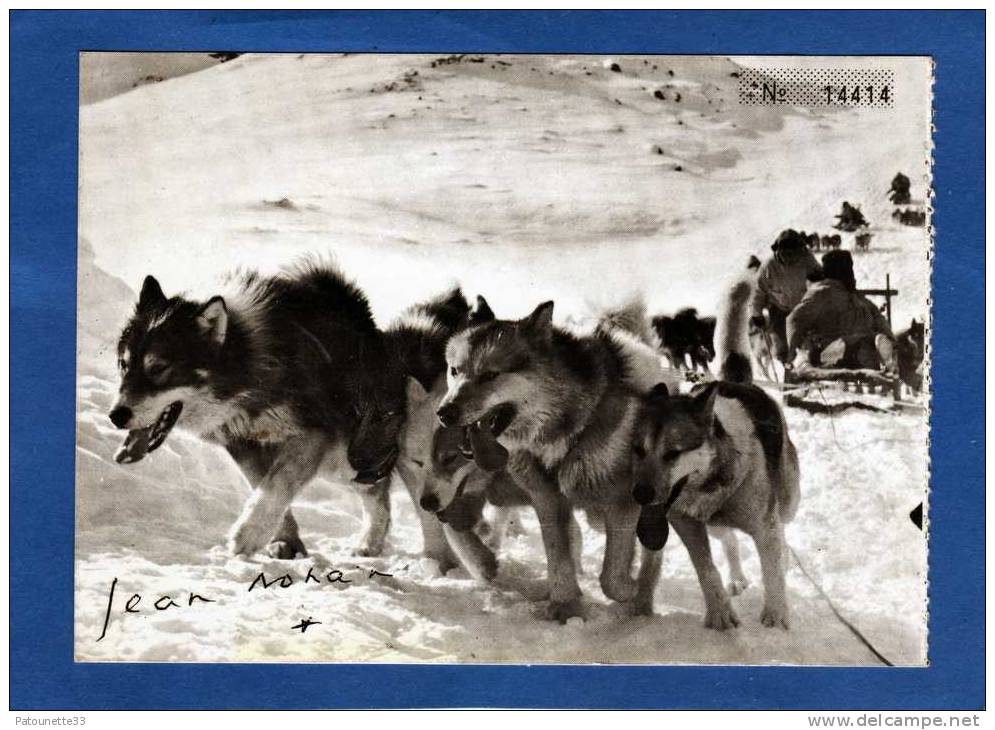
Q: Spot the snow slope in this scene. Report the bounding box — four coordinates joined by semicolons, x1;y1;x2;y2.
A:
75;53;931;665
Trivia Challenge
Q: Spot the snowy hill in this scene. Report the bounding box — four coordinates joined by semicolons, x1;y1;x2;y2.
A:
75;53;931;664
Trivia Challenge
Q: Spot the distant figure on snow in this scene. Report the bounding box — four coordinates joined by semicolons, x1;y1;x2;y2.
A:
888;172;912;205
834;201;868;232
750;228;822;363
786;250;894;370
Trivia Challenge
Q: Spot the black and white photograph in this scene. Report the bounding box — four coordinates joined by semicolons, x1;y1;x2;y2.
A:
75;52;932;665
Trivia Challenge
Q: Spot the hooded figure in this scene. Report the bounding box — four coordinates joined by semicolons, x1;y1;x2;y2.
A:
888;172;911;205
750;229;822;362
786;250;894;368
834;201;868;232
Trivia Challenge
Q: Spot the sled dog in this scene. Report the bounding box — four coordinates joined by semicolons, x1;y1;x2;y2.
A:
436;296;680;620
651;308;716;373
347;287;477;567
391;296;534;581
109;260;400;558
894;318;926;395
631;275;801;629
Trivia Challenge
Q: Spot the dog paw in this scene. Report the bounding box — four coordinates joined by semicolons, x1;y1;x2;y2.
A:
352;544;382;558
600;574;638;603
478;553;499;582
425;551;460;576
704;603;740;630
353;532;386;558
728;578;750;596
545;598;585;624
630;598;655;617
760;604;790;630
266;538;308;560
228;518;275;558
422;539;460;575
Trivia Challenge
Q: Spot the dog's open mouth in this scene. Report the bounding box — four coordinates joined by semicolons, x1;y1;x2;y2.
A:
353;447;399;485
460;403;516;472
114;401;183;464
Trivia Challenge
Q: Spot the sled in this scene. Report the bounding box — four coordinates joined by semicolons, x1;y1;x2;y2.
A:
762;274;925;411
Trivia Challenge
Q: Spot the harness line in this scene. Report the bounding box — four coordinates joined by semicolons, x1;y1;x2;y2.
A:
788;544;895;667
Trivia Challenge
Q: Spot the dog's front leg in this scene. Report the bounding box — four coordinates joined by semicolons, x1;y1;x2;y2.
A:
632;544;664;616
711;525;749;595
671;514;739;630
396;464;458;572
511;457;582;622
227;441;308;559
228;433;326;557
352;478;392;557
600;500;640;603
443;524;498;582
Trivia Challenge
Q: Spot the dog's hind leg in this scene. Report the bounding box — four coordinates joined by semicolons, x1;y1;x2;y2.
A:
353;478;392;557
671;515;739;630
600;500;640;603
227;440;309;559
711;525;749;595
269;511;308;560
228;432;326;557
750;518;790;629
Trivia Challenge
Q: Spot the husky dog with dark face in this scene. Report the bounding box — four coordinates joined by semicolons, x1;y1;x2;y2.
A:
346;287;473;565
436;297;681;620
110;261;397;558
631;276;801;630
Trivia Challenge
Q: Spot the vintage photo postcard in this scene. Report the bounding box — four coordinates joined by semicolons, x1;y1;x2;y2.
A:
75;52;932;665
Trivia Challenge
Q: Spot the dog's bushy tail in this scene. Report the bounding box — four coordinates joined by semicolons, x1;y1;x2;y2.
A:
593;296;683;395
715;275;755;385
594;296;654;346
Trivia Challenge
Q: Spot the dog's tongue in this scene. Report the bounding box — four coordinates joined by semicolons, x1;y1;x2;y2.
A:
114;427;153;464
467;421;508;472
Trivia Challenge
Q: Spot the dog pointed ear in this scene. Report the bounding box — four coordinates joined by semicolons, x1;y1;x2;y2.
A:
521;300;554;339
469;295;495;326
405;375;428;405
444;287;468;310
645;382;670;403
197;296;228;346
138;275;166;311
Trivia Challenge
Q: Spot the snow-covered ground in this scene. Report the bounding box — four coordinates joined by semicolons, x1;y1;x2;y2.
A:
75;53;932;664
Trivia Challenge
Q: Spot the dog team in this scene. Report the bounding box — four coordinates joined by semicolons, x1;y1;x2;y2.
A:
108;257;800;629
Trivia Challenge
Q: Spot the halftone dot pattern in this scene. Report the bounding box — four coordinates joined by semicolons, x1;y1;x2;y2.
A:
738;67;895;108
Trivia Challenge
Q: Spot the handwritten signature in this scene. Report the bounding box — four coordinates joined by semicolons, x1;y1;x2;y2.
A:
96;566;395;641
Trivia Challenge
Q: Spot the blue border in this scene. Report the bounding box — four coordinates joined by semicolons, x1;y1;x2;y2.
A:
10;10;984;710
